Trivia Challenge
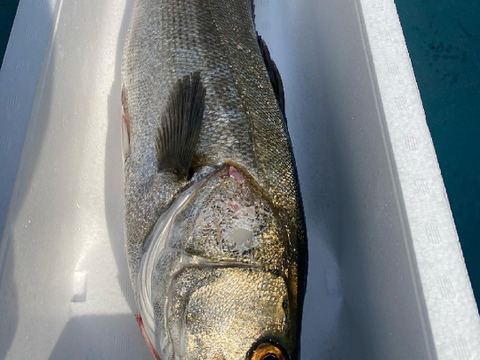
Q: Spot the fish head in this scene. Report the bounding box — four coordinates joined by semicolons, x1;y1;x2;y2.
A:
171;266;293;360
140;165;300;360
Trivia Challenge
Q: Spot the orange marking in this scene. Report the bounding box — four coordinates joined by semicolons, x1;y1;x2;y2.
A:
228;166;245;183
121;105;131;156
135;314;162;360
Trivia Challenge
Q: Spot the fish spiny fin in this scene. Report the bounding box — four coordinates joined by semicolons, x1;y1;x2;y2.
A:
257;35;286;119
156;72;205;177
250;0;255;22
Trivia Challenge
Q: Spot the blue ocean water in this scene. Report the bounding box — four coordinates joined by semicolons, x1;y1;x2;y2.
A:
0;0;479;303
395;1;480;304
0;0;19;68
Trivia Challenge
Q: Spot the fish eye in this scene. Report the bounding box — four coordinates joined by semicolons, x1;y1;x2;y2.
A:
249;342;289;360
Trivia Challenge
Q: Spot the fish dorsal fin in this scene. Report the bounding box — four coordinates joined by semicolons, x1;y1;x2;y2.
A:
257;35;286;118
156;72;206;177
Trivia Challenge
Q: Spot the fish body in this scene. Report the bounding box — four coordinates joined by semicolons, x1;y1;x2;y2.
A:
121;0;307;359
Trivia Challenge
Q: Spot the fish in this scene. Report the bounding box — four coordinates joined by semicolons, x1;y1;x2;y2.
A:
121;0;307;359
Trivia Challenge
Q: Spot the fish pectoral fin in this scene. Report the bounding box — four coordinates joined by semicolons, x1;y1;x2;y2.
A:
156;72;206;177
121;86;131;158
257;35;286;120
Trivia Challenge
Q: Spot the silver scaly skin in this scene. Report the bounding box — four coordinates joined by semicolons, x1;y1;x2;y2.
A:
121;0;307;359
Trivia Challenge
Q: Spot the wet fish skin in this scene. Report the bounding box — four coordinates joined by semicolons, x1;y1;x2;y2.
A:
121;0;307;359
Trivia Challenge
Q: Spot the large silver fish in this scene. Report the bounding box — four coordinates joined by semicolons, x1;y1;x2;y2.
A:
121;0;307;359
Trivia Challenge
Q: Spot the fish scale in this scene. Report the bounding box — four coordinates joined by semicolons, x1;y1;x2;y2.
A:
122;0;307;358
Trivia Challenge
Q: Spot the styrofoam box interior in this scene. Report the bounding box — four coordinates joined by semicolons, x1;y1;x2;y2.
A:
1;0;479;359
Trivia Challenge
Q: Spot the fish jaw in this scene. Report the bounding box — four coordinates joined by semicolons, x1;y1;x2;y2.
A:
136;165;298;359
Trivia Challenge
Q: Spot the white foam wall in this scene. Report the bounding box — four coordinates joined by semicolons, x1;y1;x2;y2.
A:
0;0;479;359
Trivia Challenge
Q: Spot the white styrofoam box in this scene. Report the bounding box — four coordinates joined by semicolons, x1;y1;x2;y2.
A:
0;0;479;359
0;0;58;247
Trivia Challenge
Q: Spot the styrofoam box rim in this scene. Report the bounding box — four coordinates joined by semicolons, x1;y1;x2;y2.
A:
359;0;480;357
